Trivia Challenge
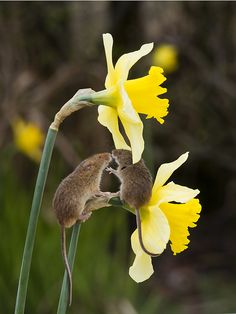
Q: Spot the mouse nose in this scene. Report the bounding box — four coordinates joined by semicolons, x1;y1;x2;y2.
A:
110;157;118;169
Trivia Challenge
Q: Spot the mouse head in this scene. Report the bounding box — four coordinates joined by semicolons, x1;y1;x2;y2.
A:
80;152;112;172
95;152;112;164
112;149;132;169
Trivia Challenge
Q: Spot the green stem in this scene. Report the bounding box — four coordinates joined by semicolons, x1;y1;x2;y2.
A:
57;223;81;314
14;128;57;314
109;197;135;214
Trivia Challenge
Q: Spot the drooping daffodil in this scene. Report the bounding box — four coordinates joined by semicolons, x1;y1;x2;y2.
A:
129;152;201;283
12;118;44;162
91;33;169;163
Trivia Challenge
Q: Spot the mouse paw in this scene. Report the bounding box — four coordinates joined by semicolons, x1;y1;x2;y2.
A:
109;191;120;198
105;167;117;175
95;191;120;199
95;191;110;197
78;211;92;222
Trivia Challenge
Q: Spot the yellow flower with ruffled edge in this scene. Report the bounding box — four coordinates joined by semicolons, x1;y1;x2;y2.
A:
91;33;169;163
12;118;44;162
129;152;201;283
153;44;178;73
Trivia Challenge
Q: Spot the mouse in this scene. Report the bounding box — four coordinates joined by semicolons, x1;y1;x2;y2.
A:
53;152;112;306
107;149;159;257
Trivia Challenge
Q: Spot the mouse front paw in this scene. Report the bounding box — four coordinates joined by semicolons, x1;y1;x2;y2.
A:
105;167;117;175
78;211;92;222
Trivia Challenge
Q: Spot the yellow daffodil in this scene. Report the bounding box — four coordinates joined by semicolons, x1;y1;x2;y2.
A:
92;33;169;163
129;152;201;283
12;118;44;162
153;44;178;73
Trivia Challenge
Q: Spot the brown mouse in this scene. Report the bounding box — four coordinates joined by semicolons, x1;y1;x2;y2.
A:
53;152;112;306
107;149;159;257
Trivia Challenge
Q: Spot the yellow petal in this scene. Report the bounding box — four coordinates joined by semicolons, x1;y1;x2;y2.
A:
98;105;130;150
125;66;169;124
160;199;202;255
103;33;116;88
114;85;143;163
131;205;170;255
115;43;154;82
129;253;153;283
152;152;189;194
153;181;200;205
118;84;141;124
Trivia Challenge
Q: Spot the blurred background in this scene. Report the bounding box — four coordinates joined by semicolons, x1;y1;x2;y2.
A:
0;2;236;314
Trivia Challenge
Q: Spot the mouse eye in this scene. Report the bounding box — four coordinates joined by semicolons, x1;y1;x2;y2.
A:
121;166;126;170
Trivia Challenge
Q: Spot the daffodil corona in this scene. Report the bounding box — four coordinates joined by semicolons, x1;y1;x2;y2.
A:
129;152;201;283
92;33;169;163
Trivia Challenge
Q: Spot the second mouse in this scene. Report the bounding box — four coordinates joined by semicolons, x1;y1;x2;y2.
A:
107;149;159;257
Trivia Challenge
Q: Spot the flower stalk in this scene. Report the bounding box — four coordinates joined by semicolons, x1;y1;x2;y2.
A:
14;89;95;314
14;127;57;314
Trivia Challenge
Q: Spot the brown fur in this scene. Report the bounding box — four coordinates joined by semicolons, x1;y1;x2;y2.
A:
110;149;159;257
53;152;112;306
53;152;112;227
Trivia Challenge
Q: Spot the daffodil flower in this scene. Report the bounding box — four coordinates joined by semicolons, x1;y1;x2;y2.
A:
91;33;169;163
129;152;201;283
12;118;44;162
153;44;178;73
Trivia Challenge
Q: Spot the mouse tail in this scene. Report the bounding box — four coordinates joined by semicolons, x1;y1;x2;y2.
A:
61;225;73;306
135;208;160;257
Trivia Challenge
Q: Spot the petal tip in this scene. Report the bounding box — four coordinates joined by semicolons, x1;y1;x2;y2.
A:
141;42;154;54
103;33;112;39
129;265;154;283
103;33;113;46
180;152;189;163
